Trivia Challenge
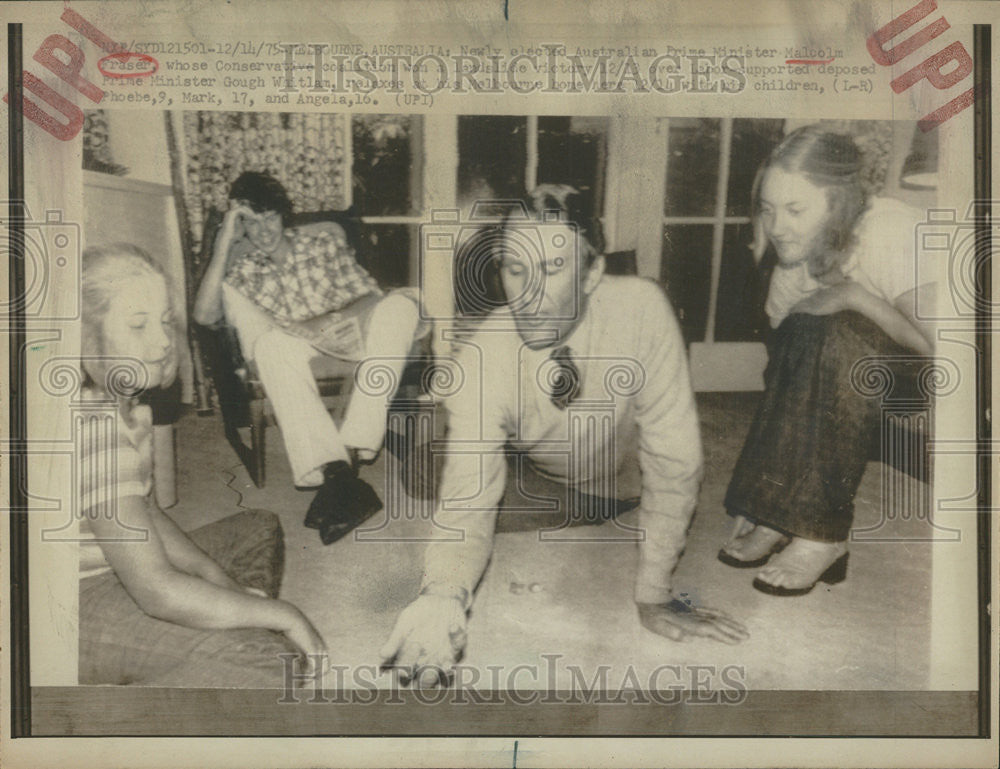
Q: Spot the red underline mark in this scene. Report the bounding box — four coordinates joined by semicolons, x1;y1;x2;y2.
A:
97;51;159;79
785;58;836;65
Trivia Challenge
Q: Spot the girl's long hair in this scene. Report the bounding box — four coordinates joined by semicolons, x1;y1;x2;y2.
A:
752;125;868;279
81;243;178;397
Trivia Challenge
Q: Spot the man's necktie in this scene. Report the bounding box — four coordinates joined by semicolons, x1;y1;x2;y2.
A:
548;345;581;410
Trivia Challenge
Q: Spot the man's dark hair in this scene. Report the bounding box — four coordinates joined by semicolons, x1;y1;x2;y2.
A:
502;184;605;269
228;171;294;226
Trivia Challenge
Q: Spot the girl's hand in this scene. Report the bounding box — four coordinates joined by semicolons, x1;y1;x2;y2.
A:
790;281;865;316
281;607;329;678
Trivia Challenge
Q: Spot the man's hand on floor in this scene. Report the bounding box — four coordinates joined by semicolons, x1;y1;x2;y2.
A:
379;594;468;687
637;598;749;644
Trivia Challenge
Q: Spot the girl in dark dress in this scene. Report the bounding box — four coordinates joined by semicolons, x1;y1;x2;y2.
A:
718;127;935;595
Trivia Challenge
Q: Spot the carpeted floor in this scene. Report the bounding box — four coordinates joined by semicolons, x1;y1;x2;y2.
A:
165;391;933;691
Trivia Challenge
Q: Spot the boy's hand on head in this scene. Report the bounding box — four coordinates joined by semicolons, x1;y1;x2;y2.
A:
221;202;254;242
218;203;258;269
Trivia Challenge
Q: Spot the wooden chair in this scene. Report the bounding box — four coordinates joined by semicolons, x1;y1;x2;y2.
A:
244;354;357;488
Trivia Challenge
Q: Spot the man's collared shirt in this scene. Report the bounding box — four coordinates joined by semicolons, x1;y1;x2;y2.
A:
224;224;380;325
222;223;381;357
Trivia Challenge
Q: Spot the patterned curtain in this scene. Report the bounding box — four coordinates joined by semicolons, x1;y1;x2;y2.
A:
817;119;893;196
82;109;127;175
180;111;350;258
786;118;894;196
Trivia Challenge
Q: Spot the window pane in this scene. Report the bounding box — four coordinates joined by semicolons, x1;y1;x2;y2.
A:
660;224;712;344
359;223;412;288
664;118;720;218
726;119;786;217
458;116;527;201
714;224;771;342
537;116;608;211
352;115;419;216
